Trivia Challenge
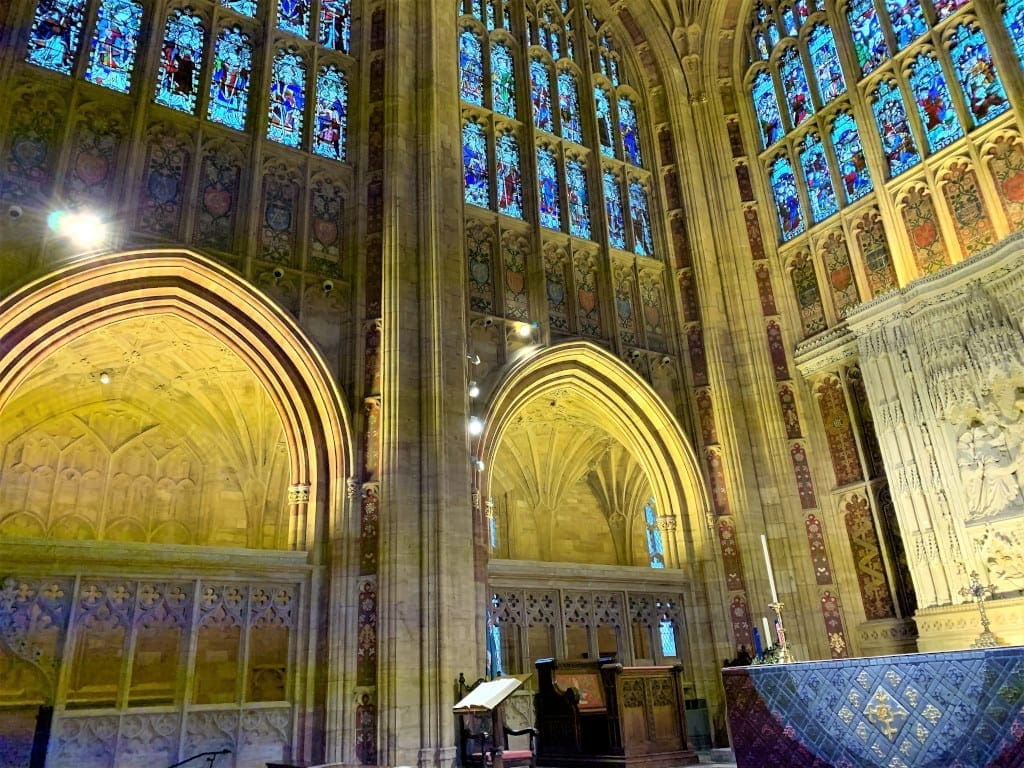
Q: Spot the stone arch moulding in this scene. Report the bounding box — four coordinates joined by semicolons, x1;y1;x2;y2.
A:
0;248;355;553
477;341;712;556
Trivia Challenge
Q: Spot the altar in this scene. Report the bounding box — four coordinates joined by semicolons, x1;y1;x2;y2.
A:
722;645;1024;767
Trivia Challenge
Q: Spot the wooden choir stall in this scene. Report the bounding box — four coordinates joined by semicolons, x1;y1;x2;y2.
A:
533;658;698;768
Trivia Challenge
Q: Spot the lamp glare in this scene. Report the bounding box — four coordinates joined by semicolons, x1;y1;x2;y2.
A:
468;416;484;436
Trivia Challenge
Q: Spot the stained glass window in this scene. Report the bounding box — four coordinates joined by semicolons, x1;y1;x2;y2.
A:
207;27;251;131
769;155;804;240
1004;0;1024;66
847;0;888;76
934;0;969;21
537;147;561;229
779;46;814;128
155;10;204;114
595;87;615;158
530;59;554;132
619;97;642;166
566;158;591;238
782;6;798;36
629;181;654;256
277;0;308;37
463;122;489;208
754;31;770;60
491;43;516;117
85;0;142;93
319;0;350;52
313;65;347;161
558;71;583;143
267;50;306;147
644;501;665;568
218;0;256;17
752;70;784;148
883;0;927;47
799;133;838;222
831;112;872;202
950;22;1009;126
599;33;619;85
460;31;484;105
27;0;86;74
659;619;677;655
807;24;845;105
908;52;962;152
604;170;626;249
496;133;523;219
540;7;562;58
766;20;780;48
871;80;919;176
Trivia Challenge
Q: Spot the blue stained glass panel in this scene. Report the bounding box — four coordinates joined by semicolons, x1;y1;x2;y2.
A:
496;133;523;219
537;147;561;230
769;155;804;240
659;619;677;654
754;31;770;59
566;158;591;239
619;98;643;166
459;30;484;105
831;112;872;202
782;6;798;36
558;71;583;143
644;502;665;568
629;181;654;256
799;133;838;223
27;0;85;74
530;59;554;132
218;0;256;17
755;2;769;23
752;70;784;148
277;0;308;36
595;87;615;158
267;50;306;147
491;43;516;117
313;65;347;161
604;171;626;249
950;23;1009;126
85;0;142;93
909;52;962;152
1003;0;1024;66
319;0;350;52
808;24;845;105
871;80;920;176
884;0;927;47
463;122;489;208
779;46;814;127
155;10;204;114
847;0;888;76
766;20;780;47
207;27;252;130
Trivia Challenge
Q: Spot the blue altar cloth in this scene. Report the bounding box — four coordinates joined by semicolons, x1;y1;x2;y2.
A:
723;646;1024;767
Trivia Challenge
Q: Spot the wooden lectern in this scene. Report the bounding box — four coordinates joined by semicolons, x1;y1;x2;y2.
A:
454;675;537;768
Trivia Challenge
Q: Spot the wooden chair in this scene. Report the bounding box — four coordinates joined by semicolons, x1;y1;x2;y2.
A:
456;674;536;768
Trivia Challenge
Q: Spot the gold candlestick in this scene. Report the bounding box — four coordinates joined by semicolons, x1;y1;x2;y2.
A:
768;601;796;663
959;572;1000;649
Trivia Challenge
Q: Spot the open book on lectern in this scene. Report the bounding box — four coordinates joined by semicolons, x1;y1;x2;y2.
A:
452;676;525;714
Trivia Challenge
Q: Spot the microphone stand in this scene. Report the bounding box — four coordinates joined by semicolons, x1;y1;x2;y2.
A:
166;750;231;768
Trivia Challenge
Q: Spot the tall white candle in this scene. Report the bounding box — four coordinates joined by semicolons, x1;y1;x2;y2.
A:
762;616;772;647
761;533;780;604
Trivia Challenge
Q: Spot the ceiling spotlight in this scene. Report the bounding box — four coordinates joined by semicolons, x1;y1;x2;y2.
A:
468;416;484;436
98;371;111;385
468;380;480;398
471;456;485;471
48;209;107;249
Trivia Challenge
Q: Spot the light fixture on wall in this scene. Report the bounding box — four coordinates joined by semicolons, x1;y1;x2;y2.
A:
471;456;485;471
468;380;480;399
467;353;481;366
468;416;484;436
98;371;111;385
